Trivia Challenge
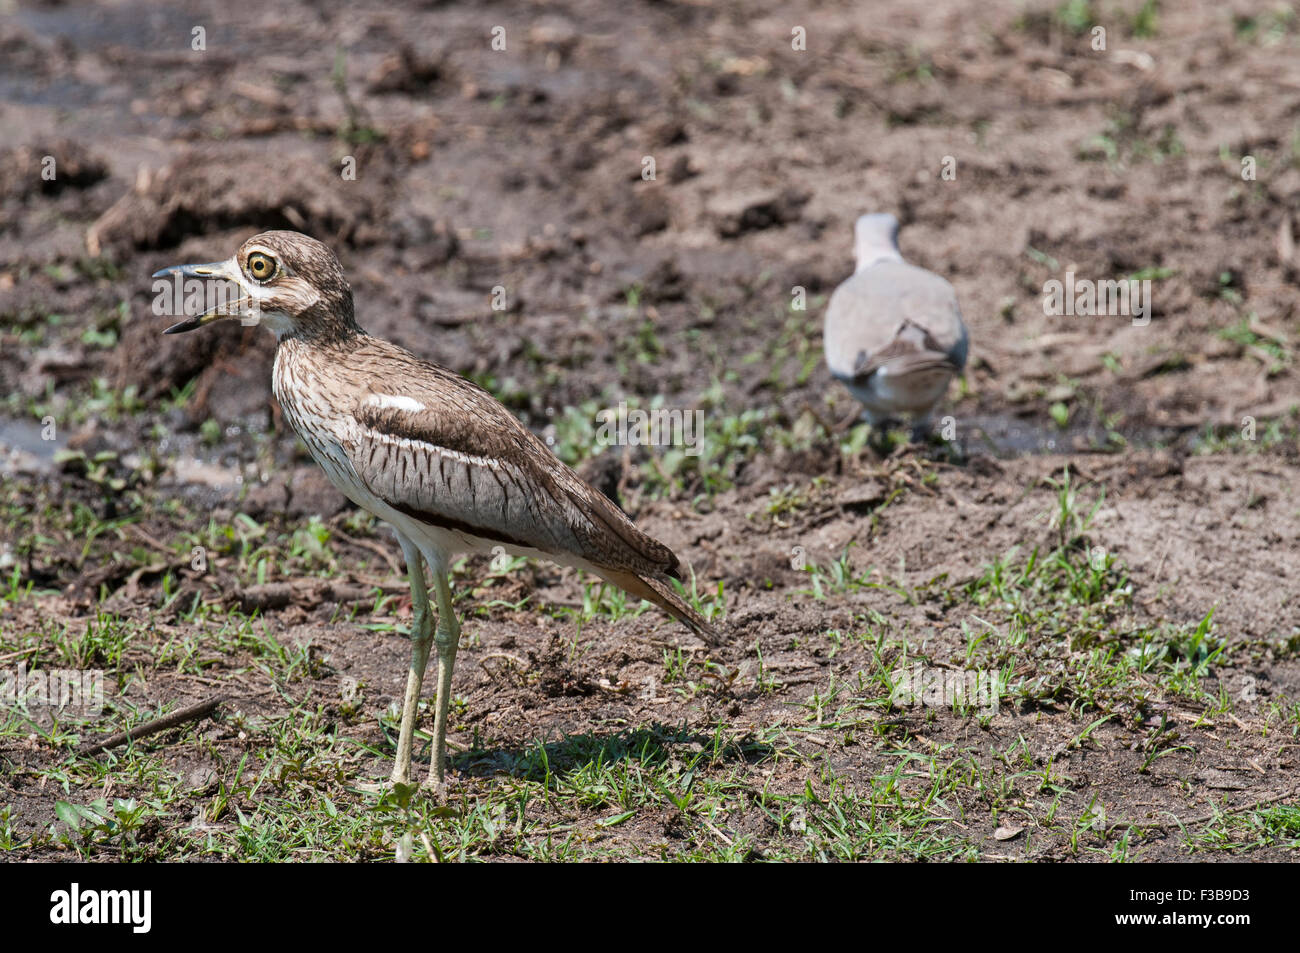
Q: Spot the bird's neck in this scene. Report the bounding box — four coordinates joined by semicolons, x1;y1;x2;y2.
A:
854;244;904;273
275;297;367;347
272;334;359;420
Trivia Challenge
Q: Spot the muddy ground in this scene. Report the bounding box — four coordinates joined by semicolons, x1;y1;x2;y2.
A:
1;0;1298;861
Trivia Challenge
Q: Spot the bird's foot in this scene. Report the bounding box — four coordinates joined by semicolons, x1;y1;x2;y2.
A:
355;775;427;803
426;776;456;805
866;420;907;457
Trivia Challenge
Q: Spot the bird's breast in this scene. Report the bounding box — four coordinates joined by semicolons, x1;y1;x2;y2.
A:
272;346;367;497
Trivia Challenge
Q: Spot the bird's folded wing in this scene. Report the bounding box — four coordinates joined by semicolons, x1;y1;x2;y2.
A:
849;334;961;384
345;365;680;580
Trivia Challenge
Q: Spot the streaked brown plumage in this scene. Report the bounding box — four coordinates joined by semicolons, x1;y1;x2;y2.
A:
274;333;712;629
155;230;717;788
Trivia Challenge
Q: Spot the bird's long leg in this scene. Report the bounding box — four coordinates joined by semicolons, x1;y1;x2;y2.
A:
391;533;433;786
427;570;461;788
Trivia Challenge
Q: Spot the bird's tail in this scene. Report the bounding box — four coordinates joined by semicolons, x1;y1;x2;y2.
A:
598;568;723;644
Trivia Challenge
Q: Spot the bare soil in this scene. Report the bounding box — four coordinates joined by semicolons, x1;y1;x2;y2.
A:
1;0;1298;861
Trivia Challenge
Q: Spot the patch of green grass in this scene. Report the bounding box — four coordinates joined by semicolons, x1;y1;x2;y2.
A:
1217;314;1291;373
53;610;134;672
1233;5;1294;45
553;578;647;635
1025;246;1061;272
953;472;1234;718
546;397;769;500
1056;0;1096;36
1128;0;1159;38
51;797;166;861
797;544;938;605
177;721;780;861
1188;804;1300;852
761;484;811;525
759;763;978;861
885;46;937;84
7;377;146;430
1080;110;1185;166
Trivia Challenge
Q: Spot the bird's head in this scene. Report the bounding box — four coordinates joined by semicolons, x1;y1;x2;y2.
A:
154;230;357;341
853;213;903;272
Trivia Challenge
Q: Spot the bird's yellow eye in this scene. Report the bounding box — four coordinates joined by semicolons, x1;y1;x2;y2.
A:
247;252;276;281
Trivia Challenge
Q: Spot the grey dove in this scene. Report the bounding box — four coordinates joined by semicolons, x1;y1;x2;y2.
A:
823;213;969;441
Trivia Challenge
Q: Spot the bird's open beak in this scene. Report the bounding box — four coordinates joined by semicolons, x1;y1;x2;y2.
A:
152;259;255;334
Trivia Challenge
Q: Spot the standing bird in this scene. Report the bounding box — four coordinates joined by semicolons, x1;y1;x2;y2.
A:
154;231;717;789
823;213;969;442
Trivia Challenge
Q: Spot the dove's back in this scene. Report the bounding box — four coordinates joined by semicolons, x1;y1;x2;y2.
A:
825;262;966;377
824;260;968;419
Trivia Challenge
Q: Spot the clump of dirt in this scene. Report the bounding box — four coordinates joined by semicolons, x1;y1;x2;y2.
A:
533;634;598;698
366;44;455;95
710;187;812;238
0;140;107;204
87;147;387;257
